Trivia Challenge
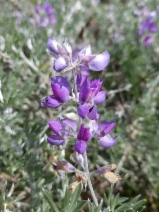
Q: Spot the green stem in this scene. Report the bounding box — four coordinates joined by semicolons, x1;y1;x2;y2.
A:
83;152;99;207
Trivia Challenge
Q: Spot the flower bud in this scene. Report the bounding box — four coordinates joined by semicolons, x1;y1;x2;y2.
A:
47;36;59;55
99;135;116;148
74;140;87;154
53;56;68;72
41;95;61;109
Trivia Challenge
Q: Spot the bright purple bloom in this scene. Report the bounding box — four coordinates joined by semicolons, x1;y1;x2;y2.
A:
74;124;91;154
74;141;87;154
77;124;91;142
76;74;87;91
51;76;71;103
47;135;65;146
41;95;61;108
143;35;154;47
99;135;116;148
77;104;100;120
79;78;103;103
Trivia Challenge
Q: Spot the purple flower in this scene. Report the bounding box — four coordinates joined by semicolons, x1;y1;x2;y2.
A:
47;36;60;55
77;104;100;120
47;135;65;146
41;76;71;109
32;3;56;28
47;118;77;147
77;124;91;142
52;160;76;176
48;118;77;137
99;135;117;148
51;76;71;103
79;78;103;103
143;35;154;47
53;56;68;72
74;124;91;154
87;52;110;71
41;95;61;108
74;141;87;154
95;120;116;149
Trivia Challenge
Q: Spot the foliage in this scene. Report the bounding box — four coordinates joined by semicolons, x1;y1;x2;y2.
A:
0;0;159;211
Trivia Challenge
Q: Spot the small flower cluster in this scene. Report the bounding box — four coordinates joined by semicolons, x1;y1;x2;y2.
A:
133;9;157;47
41;36;117;173
30;2;56;28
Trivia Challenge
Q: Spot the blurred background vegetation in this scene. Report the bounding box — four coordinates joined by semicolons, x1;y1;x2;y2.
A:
0;0;159;211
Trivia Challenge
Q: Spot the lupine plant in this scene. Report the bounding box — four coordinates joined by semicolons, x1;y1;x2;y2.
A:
133;8;158;47
40;36;145;211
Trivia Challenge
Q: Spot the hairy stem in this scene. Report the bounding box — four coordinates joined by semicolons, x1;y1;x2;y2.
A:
83;151;99;207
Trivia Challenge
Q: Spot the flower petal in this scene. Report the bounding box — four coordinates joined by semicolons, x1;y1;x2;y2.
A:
88;51;110;71
47;36;59;55
87;106;100;120
41;95;61;108
98;120;116;135
48;120;62;135
51;76;71;103
74;140;87;154
62;118;77;131
53;56;68;72
99;135;116;148
93;91;106;105
77;104;91;119
47;135;65;146
77;124;91;142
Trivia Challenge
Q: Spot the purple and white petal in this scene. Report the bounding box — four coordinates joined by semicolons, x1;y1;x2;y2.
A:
47;135;65;146
88;51;110;71
53;56;68;72
99;135;116;148
47;36;59;55
74;140;87;154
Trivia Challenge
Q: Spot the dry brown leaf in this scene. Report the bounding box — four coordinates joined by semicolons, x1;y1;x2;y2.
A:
69;181;80;193
102;171;122;184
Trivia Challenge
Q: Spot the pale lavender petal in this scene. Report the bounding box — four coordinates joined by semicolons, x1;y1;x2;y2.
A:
99;135;116;148
77;124;91;142
47;135;65;146
41;95;61;108
74;140;87;154
48;120;62;135
88;51;110;71
93;91;106;105
63;118;77;131
53;56;68;72
35;4;41;13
